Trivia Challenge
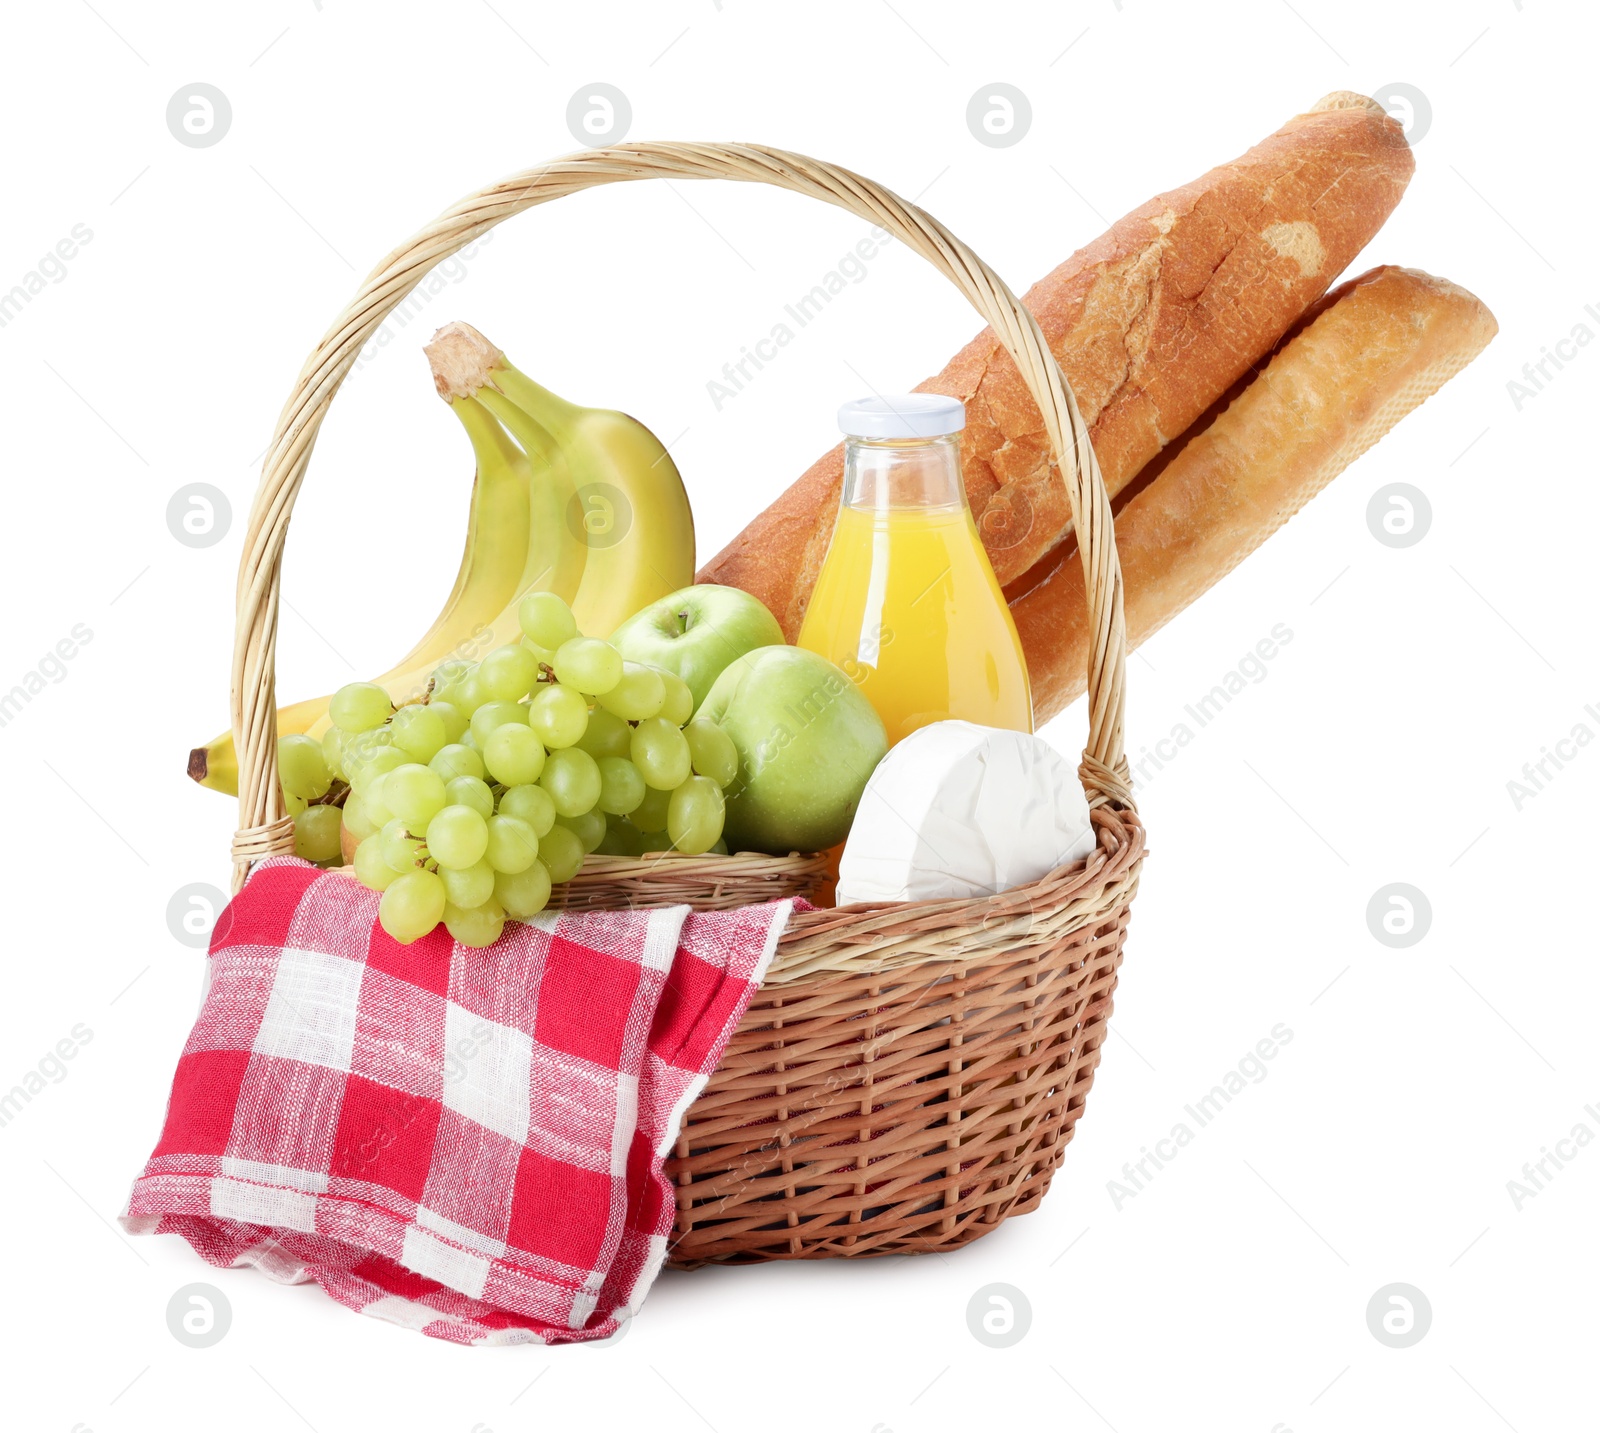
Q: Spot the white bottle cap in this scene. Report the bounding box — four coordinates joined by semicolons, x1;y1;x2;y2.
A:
837;394;965;440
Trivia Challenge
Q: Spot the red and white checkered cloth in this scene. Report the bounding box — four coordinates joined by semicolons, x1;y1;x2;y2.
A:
122;856;794;1345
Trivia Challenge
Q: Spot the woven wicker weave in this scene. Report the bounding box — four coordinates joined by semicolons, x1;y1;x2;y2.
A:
228;143;1143;1263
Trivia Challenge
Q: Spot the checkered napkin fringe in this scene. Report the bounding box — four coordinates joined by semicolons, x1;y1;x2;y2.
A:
121;857;794;1345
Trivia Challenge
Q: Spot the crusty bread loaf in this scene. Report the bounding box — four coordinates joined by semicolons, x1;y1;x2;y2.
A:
1015;265;1498;722
700;92;1415;636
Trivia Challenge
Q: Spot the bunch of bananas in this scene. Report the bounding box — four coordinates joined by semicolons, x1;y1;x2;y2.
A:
190;322;696;794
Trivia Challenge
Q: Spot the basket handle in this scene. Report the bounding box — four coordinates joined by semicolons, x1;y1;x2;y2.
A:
229;142;1134;888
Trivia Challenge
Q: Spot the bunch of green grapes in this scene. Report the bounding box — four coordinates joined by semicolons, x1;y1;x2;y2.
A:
315;592;739;948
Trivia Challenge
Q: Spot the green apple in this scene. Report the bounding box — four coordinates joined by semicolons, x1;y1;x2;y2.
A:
698;645;888;854
610;584;785;712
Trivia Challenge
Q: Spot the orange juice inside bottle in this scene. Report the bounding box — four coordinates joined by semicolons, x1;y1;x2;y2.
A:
798;395;1032;746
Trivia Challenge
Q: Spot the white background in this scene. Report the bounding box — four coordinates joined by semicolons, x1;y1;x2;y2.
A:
1;1;1594;1429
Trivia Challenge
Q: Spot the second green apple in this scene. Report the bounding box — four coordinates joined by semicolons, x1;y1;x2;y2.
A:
699;645;888;855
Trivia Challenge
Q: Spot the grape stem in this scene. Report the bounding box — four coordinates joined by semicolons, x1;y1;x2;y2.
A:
398;829;436;874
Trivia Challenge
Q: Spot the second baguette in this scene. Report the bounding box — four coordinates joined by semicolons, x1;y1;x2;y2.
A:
1015;265;1498;723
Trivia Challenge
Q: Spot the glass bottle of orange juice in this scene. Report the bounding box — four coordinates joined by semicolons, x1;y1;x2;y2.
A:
798;395;1032;745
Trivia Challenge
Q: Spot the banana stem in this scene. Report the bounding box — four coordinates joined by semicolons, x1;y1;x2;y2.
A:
423;318;579;451
425;321;588;438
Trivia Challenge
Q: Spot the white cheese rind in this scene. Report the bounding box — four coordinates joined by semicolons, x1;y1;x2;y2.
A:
837;721;1096;905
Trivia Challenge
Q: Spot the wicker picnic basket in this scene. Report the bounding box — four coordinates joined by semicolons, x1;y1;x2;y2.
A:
228;143;1145;1265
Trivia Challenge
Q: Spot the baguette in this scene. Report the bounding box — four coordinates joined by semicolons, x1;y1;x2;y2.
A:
1016;265;1498;722
700;91;1415;636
